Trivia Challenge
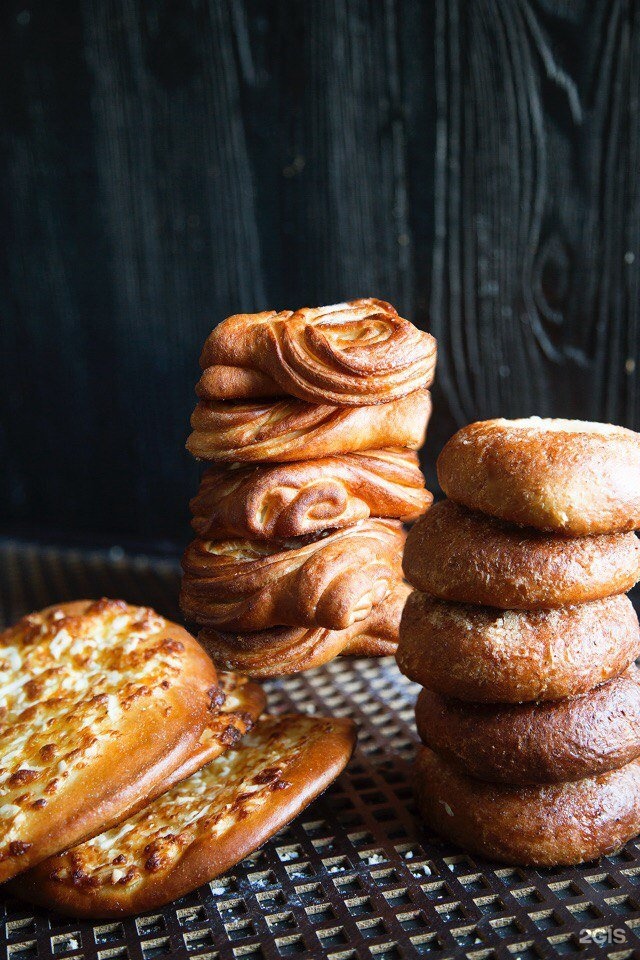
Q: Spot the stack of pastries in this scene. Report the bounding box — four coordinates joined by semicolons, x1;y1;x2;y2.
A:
181;299;437;676
397;418;640;866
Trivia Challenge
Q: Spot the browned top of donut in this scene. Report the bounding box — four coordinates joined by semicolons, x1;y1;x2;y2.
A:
438;417;640;535
198;299;437;405
403;499;640;608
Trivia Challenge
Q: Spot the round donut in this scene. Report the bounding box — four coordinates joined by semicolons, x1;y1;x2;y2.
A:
403;500;640;608
414;747;640;866
438;417;640;535
397;591;640;702
415;668;640;784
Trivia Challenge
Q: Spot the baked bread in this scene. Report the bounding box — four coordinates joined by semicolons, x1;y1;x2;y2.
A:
197;299;437;405
181;519;405;632
416;668;640;784
187;390;431;462
13;715;357;917
0;600;218;883
166;671;266;786
403;500;640;608
191;449;431;541
414;747;640;866
397;591;640;702
200;582;410;676
438;417;640;535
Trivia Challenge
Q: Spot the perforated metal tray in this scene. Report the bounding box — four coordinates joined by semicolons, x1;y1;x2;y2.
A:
1;539;640;960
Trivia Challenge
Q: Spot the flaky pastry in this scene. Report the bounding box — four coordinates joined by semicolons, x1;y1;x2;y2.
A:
191;449;430;540
199;582;410;676
197;299;437;405
187;390;431;462
181;519;405;632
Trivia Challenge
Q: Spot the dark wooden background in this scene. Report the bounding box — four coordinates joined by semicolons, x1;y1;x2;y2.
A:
2;0;639;545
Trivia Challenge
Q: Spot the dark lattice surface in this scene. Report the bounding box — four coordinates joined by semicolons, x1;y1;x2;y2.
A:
1;539;640;960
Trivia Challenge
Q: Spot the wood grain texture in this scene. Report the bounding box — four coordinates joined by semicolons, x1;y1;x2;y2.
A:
1;0;638;542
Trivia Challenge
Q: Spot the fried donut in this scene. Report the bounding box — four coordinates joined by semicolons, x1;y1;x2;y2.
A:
187;390;431;463
416;668;640;784
403;500;640;608
180;519;405;632
438;417;640;535
397;591;640;702
414;747;640;866
190;449;431;541
199;582;409;677
198;299;437;405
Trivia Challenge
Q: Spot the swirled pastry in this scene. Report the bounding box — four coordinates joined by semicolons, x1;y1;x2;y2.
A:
199;582;410;676
438;417;640;535
0;599;218;883
198;299;437;405
181;519;405;631
191;449;431;540
187;390;431;462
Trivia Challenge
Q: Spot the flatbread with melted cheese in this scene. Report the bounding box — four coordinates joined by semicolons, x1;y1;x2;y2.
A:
13;714;356;917
0;599;218;882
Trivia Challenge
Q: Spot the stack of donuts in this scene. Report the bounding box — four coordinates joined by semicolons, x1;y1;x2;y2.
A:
397;417;640;866
181;299;437;676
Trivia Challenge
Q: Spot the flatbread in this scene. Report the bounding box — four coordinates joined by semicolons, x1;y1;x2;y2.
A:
0;599;218;882
13;715;357;917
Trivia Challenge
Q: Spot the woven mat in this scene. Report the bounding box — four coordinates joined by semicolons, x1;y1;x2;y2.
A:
1;539;640;960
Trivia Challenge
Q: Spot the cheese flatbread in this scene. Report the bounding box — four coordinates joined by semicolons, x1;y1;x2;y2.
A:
0;599;218;881
14;714;356;916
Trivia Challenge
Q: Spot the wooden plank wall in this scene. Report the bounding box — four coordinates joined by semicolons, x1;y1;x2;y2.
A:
1;0;639;542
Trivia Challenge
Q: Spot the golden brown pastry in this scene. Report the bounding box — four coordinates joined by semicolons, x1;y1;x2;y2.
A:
165;671;266;787
187;390;431;462
438;417;640;535
397;591;640;702
13;715;356;917
191;449;431;540
414;746;640;867
200;582;409;676
197;299;437;405
0;600;218;883
416;668;640;784
403;500;640;608
181;519;405;632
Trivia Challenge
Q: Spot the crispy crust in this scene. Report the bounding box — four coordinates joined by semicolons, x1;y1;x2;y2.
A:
403;500;640;608
190;449;431;541
0;600;218;883
186;390;431;463
162;672;266;787
181;520;405;632
416;668;640;784
197;299;437;406
397;591;640;702
199;582;409;676
198;364;283;400
438;417;640;535
13;715;357;917
414;747;640;867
